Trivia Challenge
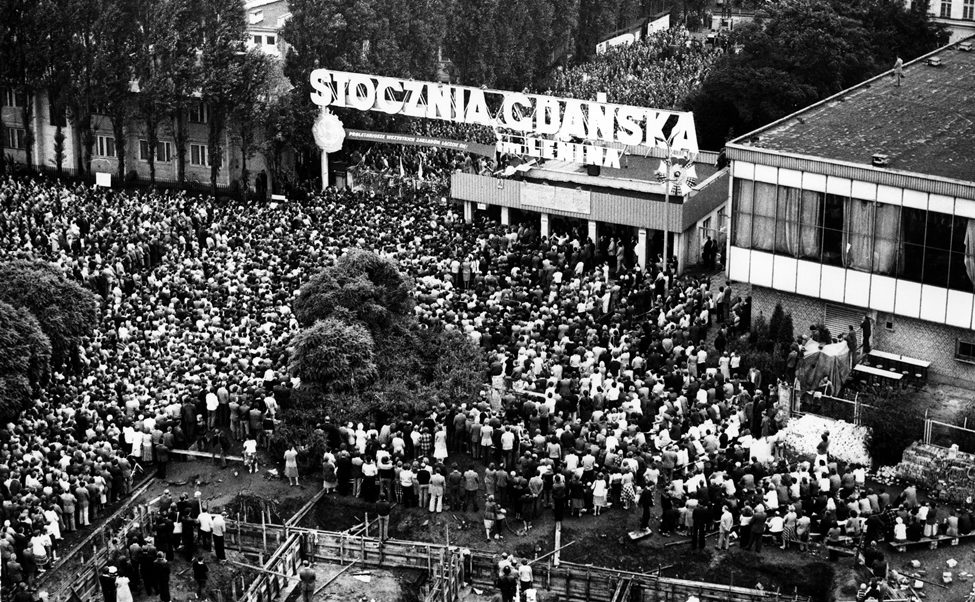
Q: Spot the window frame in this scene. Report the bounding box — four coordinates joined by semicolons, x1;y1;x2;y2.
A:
139;139;173;163
190;143;210;167
3;126;26;149
96;135;117;158
941;0;952;17
956;339;975;364
188;102;208;124
964;0;974;20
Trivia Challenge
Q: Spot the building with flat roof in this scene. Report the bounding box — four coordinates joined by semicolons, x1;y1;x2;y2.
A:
725;36;975;385
450;151;729;273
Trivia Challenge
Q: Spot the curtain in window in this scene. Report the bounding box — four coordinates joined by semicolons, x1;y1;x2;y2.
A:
965;219;975;288
800;190;822;259
733;179;754;248
874;203;900;275
775;186;801;255
844;198;875;272
751;182;777;251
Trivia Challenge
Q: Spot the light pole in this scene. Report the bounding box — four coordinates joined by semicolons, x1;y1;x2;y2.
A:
658;132;694;274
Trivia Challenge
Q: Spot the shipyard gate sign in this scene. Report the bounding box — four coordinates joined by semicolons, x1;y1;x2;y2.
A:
309;69;698;169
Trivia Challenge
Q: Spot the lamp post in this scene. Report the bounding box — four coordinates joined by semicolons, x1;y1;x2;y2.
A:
658;132;695;274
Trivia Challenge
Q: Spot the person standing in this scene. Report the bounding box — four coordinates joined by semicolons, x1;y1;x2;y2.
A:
428;468;445;513
211;512;227;562
284;446;299;486
298;561;316;602
717;505;734;551
115;570;133;602
750;506;767;553
483;495;498;541
99;566;118;602
463;468;481;512
154;553;171;602
192;556;208;597
517;558;533;596
692;502;709;551
860;314;872;354
376;495;392;542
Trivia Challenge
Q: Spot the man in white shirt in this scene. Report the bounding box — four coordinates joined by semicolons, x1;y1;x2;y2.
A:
211;512;227;561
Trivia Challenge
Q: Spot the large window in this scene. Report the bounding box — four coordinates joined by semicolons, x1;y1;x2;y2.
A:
2;89;26;108
3;126;25;149
964;0;974;20
731;177;975;293
139;139;173;162
188;103;208;124
96;135;117;158
941;0;952;17
190;143;209;166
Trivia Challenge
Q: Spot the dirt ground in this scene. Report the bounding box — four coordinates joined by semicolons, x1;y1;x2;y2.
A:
302;489;836;600
279;562;420;602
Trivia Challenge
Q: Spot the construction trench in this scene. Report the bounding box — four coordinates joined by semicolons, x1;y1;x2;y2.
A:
38;488;815;602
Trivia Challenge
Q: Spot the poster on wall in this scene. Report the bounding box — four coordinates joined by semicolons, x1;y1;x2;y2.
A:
522;182;591;215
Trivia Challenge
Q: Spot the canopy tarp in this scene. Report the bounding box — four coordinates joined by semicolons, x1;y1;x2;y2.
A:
797;339;851;394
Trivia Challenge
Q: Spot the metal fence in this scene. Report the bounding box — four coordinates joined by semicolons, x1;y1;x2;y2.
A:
789;388;873;426
923;415;975;455
7;162;242;199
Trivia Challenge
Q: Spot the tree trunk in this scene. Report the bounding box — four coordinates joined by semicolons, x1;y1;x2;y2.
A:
21;88;34;170
173;108;187;187
208;105;226;198
145;113;159;185
112;114;127;184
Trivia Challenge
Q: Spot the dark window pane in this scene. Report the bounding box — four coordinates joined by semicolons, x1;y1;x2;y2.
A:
923;247;950;287
822;194;845;265
900;243;926;283
948;251;975;293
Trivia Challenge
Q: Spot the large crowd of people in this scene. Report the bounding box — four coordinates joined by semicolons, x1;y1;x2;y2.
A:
548;28;723;110
0;133;966;595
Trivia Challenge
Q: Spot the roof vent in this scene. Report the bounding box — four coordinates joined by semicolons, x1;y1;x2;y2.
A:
958;42;973;52
872;154;890;167
926;56;944;67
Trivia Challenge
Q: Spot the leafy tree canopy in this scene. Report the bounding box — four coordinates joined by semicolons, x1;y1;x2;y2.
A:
0;299;52;421
0;260;99;368
293;249;413;332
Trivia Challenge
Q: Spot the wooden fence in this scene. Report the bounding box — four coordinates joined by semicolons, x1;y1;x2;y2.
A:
223;521;811;602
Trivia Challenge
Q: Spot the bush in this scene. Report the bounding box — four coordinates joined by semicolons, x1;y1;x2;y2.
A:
860;389;927;467
288;318;377;393
0;260;98;368
0;300;52;421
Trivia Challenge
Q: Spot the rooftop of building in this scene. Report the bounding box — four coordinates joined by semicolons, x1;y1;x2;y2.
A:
523;153;722;196
244;0;290;31
729;36;975;184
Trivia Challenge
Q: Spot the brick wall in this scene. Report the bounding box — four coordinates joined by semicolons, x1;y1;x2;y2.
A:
746;286;975;387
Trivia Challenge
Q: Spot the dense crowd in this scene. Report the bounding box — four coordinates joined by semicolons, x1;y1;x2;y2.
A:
0;140;963;594
549;28;722;110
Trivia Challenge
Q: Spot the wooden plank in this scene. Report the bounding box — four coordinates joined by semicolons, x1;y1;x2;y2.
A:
169;448;246;462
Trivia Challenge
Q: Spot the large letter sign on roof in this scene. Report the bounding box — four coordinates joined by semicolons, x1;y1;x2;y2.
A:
310;69;698;155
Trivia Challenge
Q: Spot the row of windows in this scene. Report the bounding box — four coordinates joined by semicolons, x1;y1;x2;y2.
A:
732;179;975;293
252;34;276;46
93;137;212;166
940;0;975;19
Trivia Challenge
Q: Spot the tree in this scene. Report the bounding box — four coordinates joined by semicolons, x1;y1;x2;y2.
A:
199;0;248;196
293;249;413;332
289;318;378;393
0;300;51;421
91;0;140;182
287;250;484;432
688;0;943;150
861;388;927;466
229;51;279;198
0;0;53;170
768;302;785;350
0;260;99;369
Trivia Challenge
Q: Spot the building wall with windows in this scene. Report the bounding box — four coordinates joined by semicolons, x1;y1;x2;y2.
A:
725;38;975;386
913;0;975;41
727;161;975;385
3;88;268;192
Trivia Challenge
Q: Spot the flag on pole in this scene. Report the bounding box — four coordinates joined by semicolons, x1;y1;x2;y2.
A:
418;156;424;180
399;156;405;178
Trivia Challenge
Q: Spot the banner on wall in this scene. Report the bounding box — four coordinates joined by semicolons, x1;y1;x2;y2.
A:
346;129;496;158
521;182;591;215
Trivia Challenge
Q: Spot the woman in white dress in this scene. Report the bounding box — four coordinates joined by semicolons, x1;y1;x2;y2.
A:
433;427;448;462
116;574;133;602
